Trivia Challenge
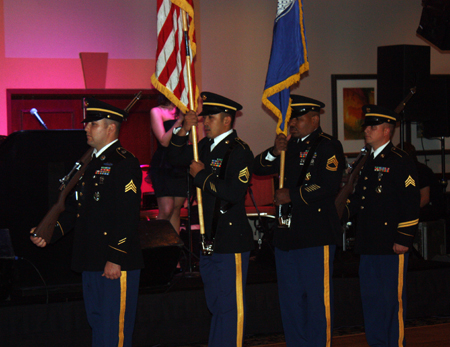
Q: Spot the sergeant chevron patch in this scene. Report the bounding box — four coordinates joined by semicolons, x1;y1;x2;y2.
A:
210;182;217;192
125;180;137;193
305;184;321;192
405;175;416;187
239;167;250;183
326;155;339;171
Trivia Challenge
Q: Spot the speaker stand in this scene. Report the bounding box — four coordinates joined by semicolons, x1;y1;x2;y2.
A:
182;169;200;278
439;136;448;192
400;118;405;150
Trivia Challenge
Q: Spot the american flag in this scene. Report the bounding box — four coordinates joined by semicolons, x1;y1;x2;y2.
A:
151;0;199;113
262;0;309;135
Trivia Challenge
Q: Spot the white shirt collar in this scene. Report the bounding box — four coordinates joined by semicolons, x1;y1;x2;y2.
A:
301;134;310;142
210;129;233;151
372;140;390;159
93;139;118;158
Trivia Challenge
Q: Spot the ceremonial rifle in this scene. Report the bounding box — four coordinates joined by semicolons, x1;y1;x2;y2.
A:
334;145;370;219
32;92;142;243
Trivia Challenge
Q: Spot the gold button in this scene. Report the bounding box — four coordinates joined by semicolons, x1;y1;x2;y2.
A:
363;187;366;190
78;203;81;206
362;196;365;200
229;222;232;225
318;208;321;212
364;177;368;180
77;213;80;217
80;192;83;196
82;182;85;186
95;183;98;186
385;222;388;225
360;206;364;210
104;232;107;235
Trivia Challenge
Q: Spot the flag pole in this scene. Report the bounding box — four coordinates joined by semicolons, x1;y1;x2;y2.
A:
278;103;291;190
181;10;206;241
279;151;285;189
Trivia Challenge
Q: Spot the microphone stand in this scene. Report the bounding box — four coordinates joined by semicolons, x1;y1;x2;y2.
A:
439;136;448;192
394;87;416;150
400;115;405;150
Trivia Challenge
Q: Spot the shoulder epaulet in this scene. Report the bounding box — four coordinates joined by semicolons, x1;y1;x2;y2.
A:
319;133;332;141
391;146;405;158
234;137;251;150
116;147;136;159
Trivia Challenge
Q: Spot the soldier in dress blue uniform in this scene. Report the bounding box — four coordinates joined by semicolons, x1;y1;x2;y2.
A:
31;98;144;347
167;92;254;347
253;95;345;347
346;105;420;346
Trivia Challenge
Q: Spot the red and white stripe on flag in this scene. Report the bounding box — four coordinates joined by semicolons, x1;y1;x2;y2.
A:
151;0;198;113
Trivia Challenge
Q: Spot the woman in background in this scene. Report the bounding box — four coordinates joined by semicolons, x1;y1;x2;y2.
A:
149;94;188;234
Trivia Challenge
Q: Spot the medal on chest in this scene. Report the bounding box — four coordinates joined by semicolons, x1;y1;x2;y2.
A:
210;158;223;174
299;150;317;166
374;169;389;194
95;163;113;175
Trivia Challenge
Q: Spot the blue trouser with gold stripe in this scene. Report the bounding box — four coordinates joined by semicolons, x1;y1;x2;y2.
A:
200;251;250;347
275;245;335;347
82;270;140;347
359;254;409;347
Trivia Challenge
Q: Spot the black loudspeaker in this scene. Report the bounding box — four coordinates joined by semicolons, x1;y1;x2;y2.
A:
0;130;89;291
377;45;430;121
0;229;14;300
421;75;450;137
417;0;450;51
138;220;184;286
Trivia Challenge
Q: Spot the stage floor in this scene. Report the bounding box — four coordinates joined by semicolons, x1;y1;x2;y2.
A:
1;248;450;347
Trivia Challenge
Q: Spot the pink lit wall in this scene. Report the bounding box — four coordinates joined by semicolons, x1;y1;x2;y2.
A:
3;0;156;59
0;0;158;135
1;0;449;167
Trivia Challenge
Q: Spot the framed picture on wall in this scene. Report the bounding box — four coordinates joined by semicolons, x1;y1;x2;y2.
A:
331;74;377;155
